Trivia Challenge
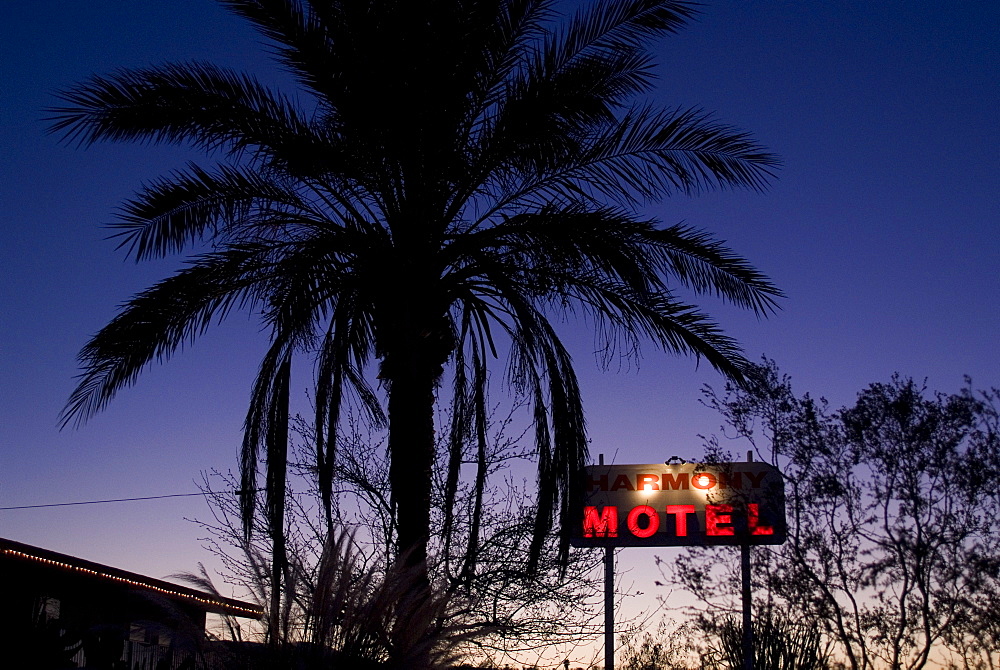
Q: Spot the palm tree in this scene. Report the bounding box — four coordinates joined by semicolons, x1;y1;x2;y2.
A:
51;0;781;619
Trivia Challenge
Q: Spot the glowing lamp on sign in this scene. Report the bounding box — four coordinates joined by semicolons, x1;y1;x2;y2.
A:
693;473;715;489
636;474;658;492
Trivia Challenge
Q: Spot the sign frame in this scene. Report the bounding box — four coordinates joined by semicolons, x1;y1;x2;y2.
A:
570;461;786;548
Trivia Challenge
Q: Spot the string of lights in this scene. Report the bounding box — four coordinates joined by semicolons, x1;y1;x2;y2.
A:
1;547;263;617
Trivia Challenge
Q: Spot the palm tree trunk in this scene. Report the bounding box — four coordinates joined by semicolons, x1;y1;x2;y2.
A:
382;274;452;582
387;356;438;583
385;344;442;670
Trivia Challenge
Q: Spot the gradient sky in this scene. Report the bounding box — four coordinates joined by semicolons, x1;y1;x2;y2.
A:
2;0;998;636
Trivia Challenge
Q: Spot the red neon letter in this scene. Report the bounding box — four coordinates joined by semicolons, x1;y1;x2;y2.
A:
706;504;735;536
666;504;696;536
748;504;774;535
627;505;659;538
583;506;618;538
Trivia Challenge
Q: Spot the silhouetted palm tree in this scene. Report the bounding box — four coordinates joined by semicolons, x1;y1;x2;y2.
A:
52;0;780;608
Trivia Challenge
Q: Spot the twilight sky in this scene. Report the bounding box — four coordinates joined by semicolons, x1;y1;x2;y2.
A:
1;0;998;623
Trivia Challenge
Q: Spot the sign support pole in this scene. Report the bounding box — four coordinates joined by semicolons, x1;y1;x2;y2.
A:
741;543;753;670
741;451;754;670
605;545;614;670
599;453;615;670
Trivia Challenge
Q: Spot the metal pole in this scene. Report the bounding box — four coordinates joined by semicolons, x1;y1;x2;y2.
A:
599;453;614;670
605;545;614;670
741;543;753;670
742;450;754;670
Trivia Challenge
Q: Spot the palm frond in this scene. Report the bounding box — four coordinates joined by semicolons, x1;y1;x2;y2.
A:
113;162;314;260
48;62;312;155
537;105;779;208
473;282;588;570
547;0;698;104
562;0;699;58
241;340;294;537
646;223;784;315
60;247;270;427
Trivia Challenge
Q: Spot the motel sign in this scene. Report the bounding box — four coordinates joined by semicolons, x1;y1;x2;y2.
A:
570;462;786;548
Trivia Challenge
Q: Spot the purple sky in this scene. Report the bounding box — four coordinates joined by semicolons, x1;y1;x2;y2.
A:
2;0;998;615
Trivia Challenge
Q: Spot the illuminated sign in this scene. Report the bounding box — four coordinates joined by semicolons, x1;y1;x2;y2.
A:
570;462;786;547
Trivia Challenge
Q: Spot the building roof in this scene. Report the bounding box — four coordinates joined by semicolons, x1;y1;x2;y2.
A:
0;536;263;619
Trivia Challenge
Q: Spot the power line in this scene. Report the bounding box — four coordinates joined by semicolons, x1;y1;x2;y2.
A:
0;490;252;511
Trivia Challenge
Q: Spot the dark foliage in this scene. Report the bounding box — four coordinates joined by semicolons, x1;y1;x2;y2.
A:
677;361;1000;670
